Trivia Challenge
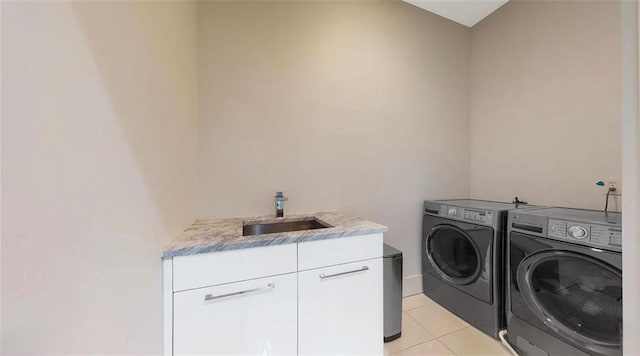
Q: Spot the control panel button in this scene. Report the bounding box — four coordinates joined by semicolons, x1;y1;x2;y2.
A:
448;208;458;217
568;225;588;239
610;235;622;246
548;219;567;239
608;227;622;247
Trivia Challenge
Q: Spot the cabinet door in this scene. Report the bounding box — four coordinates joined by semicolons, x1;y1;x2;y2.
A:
298;258;383;355
173;273;297;355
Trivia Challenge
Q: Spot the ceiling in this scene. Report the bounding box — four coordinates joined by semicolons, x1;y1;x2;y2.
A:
403;0;510;27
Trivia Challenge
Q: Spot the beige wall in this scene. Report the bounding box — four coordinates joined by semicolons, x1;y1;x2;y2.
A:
469;0;622;210
621;1;639;353
197;1;470;280
1;1;198;353
1;0;625;352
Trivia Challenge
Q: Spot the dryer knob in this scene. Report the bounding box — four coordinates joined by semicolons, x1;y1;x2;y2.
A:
568;225;588;239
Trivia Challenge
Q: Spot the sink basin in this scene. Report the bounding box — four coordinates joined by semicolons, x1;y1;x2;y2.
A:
242;218;332;236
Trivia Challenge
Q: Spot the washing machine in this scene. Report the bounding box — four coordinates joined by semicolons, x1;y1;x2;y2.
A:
422;199;534;338
507;207;622;356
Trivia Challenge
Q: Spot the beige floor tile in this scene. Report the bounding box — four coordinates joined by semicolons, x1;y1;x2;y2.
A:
384;312;436;355
438;326;511;356
392;339;455;356
402;293;438;311
406;302;469;338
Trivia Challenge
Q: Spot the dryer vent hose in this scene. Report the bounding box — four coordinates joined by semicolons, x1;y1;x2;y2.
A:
498;329;519;356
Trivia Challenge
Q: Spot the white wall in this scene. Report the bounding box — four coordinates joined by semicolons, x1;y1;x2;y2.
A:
197;1;470;284
1;1;198;353
469;0;622;210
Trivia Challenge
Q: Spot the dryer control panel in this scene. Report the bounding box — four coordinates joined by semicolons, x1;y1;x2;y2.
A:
549;219;622;250
463;209;494;225
423;200;525;230
437;205;493;226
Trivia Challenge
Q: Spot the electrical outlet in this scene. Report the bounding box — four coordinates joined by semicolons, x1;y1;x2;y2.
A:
605;177;621;192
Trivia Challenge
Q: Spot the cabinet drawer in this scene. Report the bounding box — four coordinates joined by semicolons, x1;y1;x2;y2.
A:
297;233;383;271
174;273;297;355
298;258;383;355
172;244;297;291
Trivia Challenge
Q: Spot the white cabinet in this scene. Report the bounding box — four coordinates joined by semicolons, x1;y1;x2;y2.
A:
173;273;297;355
298;258;383;356
164;233;384;355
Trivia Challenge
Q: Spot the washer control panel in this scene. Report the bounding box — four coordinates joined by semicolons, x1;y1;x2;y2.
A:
549;219;621;251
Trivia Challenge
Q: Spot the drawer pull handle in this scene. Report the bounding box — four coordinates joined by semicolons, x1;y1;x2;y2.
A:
204;283;275;301
319;266;369;279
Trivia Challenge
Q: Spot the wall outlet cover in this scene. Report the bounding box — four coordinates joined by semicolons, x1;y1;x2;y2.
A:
605;177;621;193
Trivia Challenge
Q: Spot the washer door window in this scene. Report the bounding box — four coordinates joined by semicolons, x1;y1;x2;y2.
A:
517;251;622;353
426;225;481;285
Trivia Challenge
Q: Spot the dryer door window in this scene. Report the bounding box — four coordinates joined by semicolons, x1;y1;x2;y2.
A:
426;225;481;285
517;250;622;353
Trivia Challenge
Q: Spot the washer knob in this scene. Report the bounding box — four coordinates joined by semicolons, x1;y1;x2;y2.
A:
568;225;588;239
448;208;457;217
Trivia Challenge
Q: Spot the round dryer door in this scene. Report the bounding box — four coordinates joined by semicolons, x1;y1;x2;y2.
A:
426;225;482;285
517;251;622;354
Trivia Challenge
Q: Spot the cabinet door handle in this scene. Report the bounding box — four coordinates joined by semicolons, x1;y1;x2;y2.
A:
204;282;275;301
319;266;369;279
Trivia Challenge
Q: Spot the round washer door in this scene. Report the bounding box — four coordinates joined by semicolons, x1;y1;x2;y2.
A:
426;225;482;285
517;250;622;354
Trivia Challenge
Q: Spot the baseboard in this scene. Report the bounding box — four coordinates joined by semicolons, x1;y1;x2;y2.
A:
402;274;423;297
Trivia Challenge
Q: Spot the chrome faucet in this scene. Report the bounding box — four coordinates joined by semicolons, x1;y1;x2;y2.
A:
275;191;288;217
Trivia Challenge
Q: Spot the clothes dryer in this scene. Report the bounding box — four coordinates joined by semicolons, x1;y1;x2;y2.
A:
422;199;533;337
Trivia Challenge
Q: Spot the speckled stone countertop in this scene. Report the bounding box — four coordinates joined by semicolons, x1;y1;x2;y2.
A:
162;212;388;258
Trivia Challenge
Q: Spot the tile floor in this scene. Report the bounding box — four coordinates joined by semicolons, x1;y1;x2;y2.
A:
384;294;511;356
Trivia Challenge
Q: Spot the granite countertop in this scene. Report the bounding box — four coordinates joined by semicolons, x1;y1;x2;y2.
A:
162;212;388;258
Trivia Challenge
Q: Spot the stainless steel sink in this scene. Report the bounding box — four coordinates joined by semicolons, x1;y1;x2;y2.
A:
242;218;332;236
